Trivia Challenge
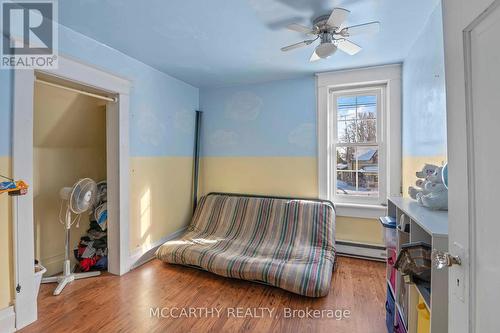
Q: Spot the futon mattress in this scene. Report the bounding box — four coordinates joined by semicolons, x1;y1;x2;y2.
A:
156;193;336;297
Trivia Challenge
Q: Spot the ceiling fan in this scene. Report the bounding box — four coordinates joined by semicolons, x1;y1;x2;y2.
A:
281;8;380;62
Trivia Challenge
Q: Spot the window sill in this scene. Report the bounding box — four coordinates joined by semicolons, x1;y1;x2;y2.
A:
334;202;387;219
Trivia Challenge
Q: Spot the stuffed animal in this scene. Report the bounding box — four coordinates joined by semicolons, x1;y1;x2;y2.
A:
408;164;448;211
416;164;439;178
417;182;448;210
408;164;439;200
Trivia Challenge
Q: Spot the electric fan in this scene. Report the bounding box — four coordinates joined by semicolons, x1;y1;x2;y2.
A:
41;178;101;295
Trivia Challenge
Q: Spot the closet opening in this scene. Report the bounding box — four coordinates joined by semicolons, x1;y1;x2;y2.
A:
33;72;114;295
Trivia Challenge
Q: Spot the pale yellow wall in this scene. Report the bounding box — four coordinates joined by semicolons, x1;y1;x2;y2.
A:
34;84;107;275
0;157;13;309
199;157;318;198
130;157;194;251
199;156;383;245
336;216;383;246
402;156;447;198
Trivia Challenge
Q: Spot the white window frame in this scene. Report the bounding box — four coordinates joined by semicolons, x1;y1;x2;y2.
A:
330;86;386;206
317;64;402;218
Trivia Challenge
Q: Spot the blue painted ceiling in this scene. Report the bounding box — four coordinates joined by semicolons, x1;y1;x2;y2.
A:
59;0;440;87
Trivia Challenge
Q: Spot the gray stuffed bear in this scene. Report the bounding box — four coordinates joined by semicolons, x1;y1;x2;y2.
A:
408;164;448;211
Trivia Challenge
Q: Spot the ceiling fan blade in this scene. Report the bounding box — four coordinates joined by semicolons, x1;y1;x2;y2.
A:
342;21;380;36
309;50;320;62
286;23;315;35
337;39;362;55
281;39;316;52
327;8;350;28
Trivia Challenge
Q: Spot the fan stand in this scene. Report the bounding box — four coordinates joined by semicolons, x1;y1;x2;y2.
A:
41;207;101;295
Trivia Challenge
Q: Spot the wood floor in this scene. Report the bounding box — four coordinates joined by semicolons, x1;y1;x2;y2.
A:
20;256;386;333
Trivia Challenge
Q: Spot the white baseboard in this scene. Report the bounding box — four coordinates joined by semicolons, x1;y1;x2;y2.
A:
336;241;386;261
38;253;66;276
128;227;187;270
0;306;15;333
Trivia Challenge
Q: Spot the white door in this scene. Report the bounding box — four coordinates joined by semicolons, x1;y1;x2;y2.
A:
443;0;500;332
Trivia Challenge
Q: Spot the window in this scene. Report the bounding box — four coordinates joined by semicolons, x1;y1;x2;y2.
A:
317;65;401;217
330;87;385;204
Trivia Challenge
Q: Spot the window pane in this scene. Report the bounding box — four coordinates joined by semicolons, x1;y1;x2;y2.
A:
357;172;379;196
336;171;357;195
336;146;380;197
336;146;355;171
337;119;356;143
356;95;377;119
356;147;378;170
357;119;377;143
356;146;379;197
337;96;357;120
336;94;377;144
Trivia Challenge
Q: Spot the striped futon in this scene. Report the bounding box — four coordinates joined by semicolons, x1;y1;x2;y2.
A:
156;193;336;297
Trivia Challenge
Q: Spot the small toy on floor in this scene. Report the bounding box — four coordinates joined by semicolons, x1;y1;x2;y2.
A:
408;164;448;211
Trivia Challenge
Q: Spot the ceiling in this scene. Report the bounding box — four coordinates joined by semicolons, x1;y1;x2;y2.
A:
58;0;440;87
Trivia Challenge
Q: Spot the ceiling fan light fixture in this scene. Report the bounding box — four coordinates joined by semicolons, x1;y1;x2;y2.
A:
315;43;337;59
281;8;380;62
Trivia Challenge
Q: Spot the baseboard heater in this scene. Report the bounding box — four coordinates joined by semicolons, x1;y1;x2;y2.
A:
335;241;386;261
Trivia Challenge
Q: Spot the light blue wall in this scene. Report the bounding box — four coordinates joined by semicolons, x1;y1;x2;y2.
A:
199;76;316;157
0;25;199;157
199;5;447;161
1;5;446;161
0;70;12;156
402;4;447;158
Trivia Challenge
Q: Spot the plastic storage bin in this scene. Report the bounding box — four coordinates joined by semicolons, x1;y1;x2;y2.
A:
398;275;409;329
395;242;432;283
417;296;430;333
387;248;397;291
380;216;397;249
394;310;407;333
34;262;46;298
385;284;395;333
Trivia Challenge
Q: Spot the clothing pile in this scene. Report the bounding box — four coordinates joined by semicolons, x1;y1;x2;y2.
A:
74;181;108;272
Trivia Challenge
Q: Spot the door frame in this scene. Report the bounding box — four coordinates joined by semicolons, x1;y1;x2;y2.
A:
12;55;131;329
462;1;500;331
443;0;499;331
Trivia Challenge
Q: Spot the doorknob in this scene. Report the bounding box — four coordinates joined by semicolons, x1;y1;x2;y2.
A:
431;250;462;269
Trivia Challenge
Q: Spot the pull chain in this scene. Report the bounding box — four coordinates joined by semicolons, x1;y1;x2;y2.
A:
15;196;21;293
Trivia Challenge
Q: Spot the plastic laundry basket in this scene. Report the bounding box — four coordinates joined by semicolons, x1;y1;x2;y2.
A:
34;263;46;298
379;216;397;249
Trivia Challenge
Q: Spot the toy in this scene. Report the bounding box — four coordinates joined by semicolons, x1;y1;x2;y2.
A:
442;163;448;189
408;164;439;200
416;163;439;178
0;179;28;196
408;164;448;211
417;182;448;210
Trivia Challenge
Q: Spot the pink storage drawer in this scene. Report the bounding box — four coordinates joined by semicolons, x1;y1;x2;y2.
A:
387;248;397;291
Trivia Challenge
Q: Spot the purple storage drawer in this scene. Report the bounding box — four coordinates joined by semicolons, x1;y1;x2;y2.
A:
394;311;407;333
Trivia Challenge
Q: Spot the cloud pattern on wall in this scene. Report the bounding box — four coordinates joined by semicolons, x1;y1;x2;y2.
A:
137;108;167;147
200;76;316;156
174;109;195;134
209;129;239;147
61;25;200;157
402;5;447;157
225;91;262;121
288;122;315;149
